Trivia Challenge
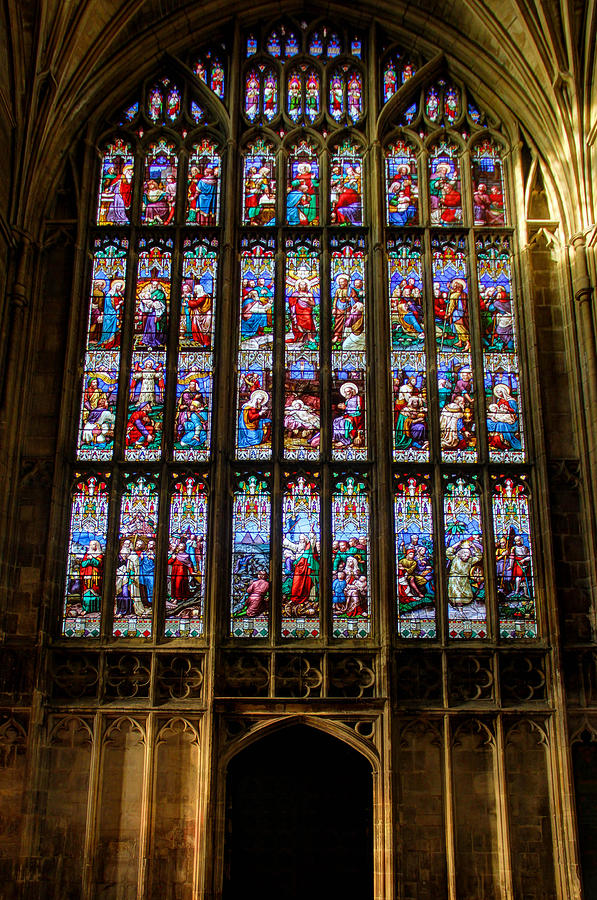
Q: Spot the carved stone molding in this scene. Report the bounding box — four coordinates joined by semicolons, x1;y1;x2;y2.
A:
275;654;323;698
49;650;100;700
500;651;547;703
328;655;376;699
447;653;495;704
104;653;151;701
156;654;204;702
217;652;270;697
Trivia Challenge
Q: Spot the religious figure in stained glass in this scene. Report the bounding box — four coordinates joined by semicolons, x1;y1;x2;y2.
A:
186;140;220;225
330;72;345;121
166;475;208;637
236;240;275;459
126;354;166;460
384;62;397;103
444;476;486;639
263;71;278;121
395;475;435;638
332;477;370;638
142;141;178;226
330;240;368;460
305;70;320;123
428;143;462;225
230;476;271;638
386;140;418;226
388;238;429;462
148;86;163;122
425;87;440;121
113;475;159;638
179;240;217;350
284;239;321;459
63;475;109;638
444;85;459;124
167;87;181;121
97;140;134;225
287;71;302;121
242;139;276;226
477;236;525;462
331;141;363;225
347;70;363;122
281;475;321;638
472;140;506;225
492;476;536;638
245;70;260;121
78;239;127;460
433;237;476;462
287;141;319;225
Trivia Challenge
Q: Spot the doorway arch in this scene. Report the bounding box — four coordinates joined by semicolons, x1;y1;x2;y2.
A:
223;723;374;900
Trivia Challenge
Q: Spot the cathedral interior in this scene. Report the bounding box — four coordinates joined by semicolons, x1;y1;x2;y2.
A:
1;0;597;897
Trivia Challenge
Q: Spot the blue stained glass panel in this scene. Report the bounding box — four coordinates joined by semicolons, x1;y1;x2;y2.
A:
281;475;321;639
231;476;271;638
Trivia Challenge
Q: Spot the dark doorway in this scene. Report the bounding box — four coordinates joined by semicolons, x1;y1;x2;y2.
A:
223;724;374;900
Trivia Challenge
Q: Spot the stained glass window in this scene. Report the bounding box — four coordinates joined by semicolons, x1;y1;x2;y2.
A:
428;141;462;226
147;78;181;124
126;239;171;461
331;238;367;460
287;67;320;125
492;476;536;638
244;67;278;124
282;474;321;638
141;140;177;226
477;236;525;462
113;475;159;638
444;475;486;639
284;237;321;459
97;140;134;225
331;141;363;225
175;237;217;461
332;477;370;638
236;237;275;459
242;138;277;226
388;236;429;462
65;31;539;653
166;474;208;638
329;66;363;124
77;238;127;461
194;52;225;98
395;475;435;638
231;475;271;638
472;140;506;225
382;49;417;104
287;139;319;225
63;475;110;638
186;140;221;225
386;139;418;226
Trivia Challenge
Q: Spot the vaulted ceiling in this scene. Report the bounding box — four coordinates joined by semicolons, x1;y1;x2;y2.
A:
1;0;596;236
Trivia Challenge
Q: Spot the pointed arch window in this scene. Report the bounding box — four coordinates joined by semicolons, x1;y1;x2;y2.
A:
61;32;539;652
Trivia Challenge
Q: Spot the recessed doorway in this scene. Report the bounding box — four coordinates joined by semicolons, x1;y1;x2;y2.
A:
223;724;374;900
